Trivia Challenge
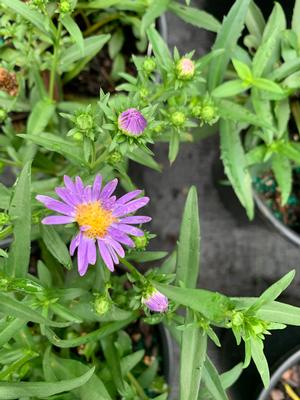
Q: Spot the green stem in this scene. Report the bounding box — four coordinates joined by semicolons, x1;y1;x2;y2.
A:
120;258;146;283
127;372;149;400
49;21;62;101
83;13;121;36
0;225;13;241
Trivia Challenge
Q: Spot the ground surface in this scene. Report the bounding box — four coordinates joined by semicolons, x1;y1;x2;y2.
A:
140;3;300;399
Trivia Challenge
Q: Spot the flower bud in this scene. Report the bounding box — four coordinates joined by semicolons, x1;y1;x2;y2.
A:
59;0;71;13
0;212;10;226
231;311;244;327
133;234;149;250
199;97;219;125
142;57;156;75
94;294;111;315
118;108;147;137
140;87;149;99
176;57;195;80
142;288;168;313
171;111;186;127
72;132;83;141
76;113;94;132
0;109;7;123
108;150;122;166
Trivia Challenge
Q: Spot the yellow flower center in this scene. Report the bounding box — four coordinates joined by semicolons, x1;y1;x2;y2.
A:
75;201;115;239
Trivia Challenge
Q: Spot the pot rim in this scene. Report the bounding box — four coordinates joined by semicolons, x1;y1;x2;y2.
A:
257;347;300;400
253;191;300;247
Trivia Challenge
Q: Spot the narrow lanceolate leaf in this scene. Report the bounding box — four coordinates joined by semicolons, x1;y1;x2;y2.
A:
0;183;11;210
101;335;125;395
0;367;95;399
201;357;229;400
147;26;172;69
218;100;270;128
8;163;31;278
272;153;292;205
168;3;220;33
208;0;251;90
212;80;250;98
141;0;170;34
59;34;110;72
128;149;161;172
247;270;295;314
41;225;72;269
27;99;55;135
252;3;286;77
245;1;265;42
176;186;200;288
220;119;254;219
292;0;300;45
220;363;243;390
44;351;112;400
1;0;52;38
61;15;84;56
179;312;207;400
250;336;270;388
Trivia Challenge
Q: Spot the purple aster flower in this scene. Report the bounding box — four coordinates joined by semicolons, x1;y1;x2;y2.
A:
118;108;147;137
36;175;151;276
143;289;168;313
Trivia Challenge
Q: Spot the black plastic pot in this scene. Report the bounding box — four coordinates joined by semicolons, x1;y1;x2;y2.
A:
258;348;300;399
254;192;300;247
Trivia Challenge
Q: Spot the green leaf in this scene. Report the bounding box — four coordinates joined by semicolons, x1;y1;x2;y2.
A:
41;225;72;269
59;34;111;72
108;29;124;59
176;186;200;289
0;318;26;347
44;316;136;348
27;99;55;135
220;362;243;389
220;119;254;219
272;153;292;205
160;250;177;274
0;294;71;328
218;99;270;128
128;149;161;172
18;133;86;166
208;0;251;90
61;15;84;56
0;367;95;399
8;163;31;278
245;1;265;42
138;358;158;388
155;283;232;323
212;80;250;98
232;58;253;81
168;3;220;33
141;0;170;34
245;145;267;166
169;131;180;164
147;26;172;69
248;270;295;314
278;141;300;165
180;312;207;400
1;0;52;38
252;78;284;94
252;3;286;77
101;335;125;395
0;183;11;210
268;58;300;82
292;0;300;46
45;351;112;400
201;357;229;400
250;336;270;388
127;251;168;262
275;98;290;138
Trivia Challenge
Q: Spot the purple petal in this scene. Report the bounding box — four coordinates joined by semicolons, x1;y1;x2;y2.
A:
70;233;80;256
36;195;74;216
119;216;151;224
106;237;125;258
107;245;119;264
98;240;114;271
83;185;92;203
64;175;76;193
75;176;84;193
92;175;102;201
108;227;135;247
112;223;144;237
100;179;118;200
115;190;142;206
87;239;97;265
78;236;89;276
42;215;75;225
113;197;149;217
55;187;80;207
